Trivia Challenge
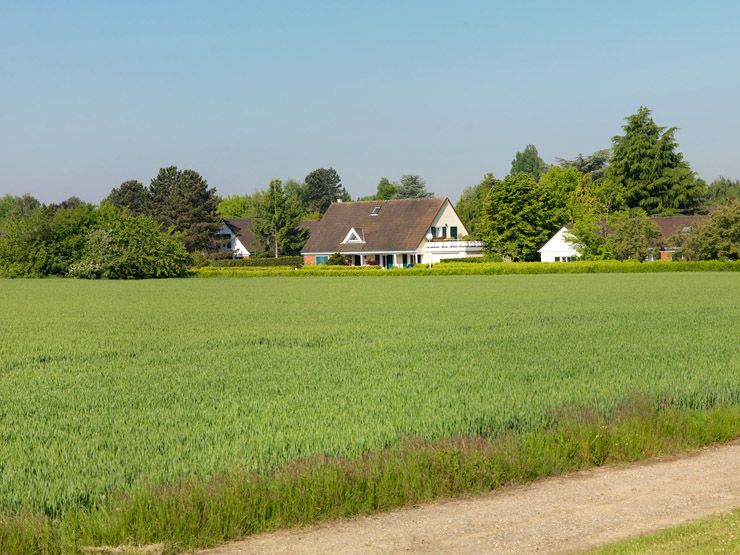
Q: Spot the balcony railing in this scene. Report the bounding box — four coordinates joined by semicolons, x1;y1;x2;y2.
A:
425;240;484;250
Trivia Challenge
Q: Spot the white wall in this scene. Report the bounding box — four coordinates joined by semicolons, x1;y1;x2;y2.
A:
429;200;468;239
538;227;579;262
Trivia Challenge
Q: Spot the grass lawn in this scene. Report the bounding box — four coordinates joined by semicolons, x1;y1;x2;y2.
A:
588;509;740;554
0;273;738;553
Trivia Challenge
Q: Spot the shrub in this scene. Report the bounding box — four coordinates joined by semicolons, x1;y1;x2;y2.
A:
327;252;347;265
68;208;189;279
211;256;303;267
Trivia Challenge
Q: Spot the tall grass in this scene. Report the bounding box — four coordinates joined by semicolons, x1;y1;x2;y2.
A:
2;402;738;554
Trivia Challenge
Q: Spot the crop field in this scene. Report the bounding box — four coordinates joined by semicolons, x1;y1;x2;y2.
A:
0;274;739;551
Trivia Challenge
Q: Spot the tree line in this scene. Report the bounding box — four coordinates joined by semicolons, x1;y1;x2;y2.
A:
1;106;738;278
457;106;738;261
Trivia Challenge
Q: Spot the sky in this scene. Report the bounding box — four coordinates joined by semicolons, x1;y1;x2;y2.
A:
1;0;739;203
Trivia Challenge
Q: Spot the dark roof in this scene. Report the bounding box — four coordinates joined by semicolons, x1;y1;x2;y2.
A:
302;198;448;253
223;218;258;252
650;215;709;240
223;217;317;254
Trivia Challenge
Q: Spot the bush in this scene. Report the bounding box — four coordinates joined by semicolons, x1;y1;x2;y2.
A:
327;252;347;265
211;256;303;267
68;208;190;279
0;205;97;277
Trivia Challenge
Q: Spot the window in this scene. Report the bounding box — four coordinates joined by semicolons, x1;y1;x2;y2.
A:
341;228;364;244
440;227;447;238
417;254;422;264
554;256;561;262
450;226;458;239
316;255;329;265
430;226;436;237
370;206;381;216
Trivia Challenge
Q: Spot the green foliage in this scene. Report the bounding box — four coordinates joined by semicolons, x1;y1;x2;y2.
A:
193;259;740;277
608;211;662;261
327;251;347;265
682;201;740;260
706;176;740;205
210;256;303;267
0;194;41;230
605;107;706;214
305;167;349;214
0;276;738;553
511;144;548;180
456;174;495;238
158;168;221;252
375;177;399;200
68;206;189;279
396;175;433;199
557;149;610;181
479;173;561;261
103;180;151;214
217;195;255;218
0;204;98;277
253;179;307;257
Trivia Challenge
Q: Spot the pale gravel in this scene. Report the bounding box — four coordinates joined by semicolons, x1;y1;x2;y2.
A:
193;441;740;555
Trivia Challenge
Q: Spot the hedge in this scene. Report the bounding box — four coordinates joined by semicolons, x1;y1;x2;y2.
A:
192;260;740;278
210;256;304;267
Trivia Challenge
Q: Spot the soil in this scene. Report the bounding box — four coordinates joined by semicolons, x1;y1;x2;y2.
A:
193;441;740;554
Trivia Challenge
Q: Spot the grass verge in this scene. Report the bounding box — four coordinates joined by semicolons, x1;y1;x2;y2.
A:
1;399;738;554
586;508;740;554
191;259;740;277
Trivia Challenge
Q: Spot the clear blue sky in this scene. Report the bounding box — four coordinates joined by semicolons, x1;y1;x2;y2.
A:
2;0;739;203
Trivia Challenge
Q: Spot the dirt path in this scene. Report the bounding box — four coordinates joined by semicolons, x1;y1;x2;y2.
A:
196;441;740;555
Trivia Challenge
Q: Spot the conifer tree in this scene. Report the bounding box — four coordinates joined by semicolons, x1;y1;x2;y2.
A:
605;107;706;214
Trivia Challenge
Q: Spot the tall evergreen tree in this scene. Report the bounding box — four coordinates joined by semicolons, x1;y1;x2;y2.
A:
479;173;560;261
104;180;151;214
605;107;706;214
510;144;548;180
305;168;349;214
148;166;181;219
157;167;220;252
396;175;433;198
253;179;305;257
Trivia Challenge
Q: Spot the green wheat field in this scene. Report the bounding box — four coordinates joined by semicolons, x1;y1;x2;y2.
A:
0;273;738;552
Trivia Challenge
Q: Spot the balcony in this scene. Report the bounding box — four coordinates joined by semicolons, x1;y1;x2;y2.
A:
424;240;484;251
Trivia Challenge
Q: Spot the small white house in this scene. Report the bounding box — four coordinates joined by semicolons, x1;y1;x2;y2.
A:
215;218;256;258
538;226;579;262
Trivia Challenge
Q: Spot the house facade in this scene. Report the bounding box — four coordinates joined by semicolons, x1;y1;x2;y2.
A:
538;215;710;262
215;218;258;258
301;197;483;268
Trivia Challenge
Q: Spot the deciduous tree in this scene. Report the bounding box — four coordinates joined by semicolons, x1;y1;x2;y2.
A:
104;180;151;214
479;173;560;261
510;144;548;181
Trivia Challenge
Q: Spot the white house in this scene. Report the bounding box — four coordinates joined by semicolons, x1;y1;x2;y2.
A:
538;215;711;262
215;218;256;258
301;197;483;268
538;226;579;262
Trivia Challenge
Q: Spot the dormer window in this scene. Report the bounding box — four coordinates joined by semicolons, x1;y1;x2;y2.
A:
370;206;381;216
341;227;365;244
